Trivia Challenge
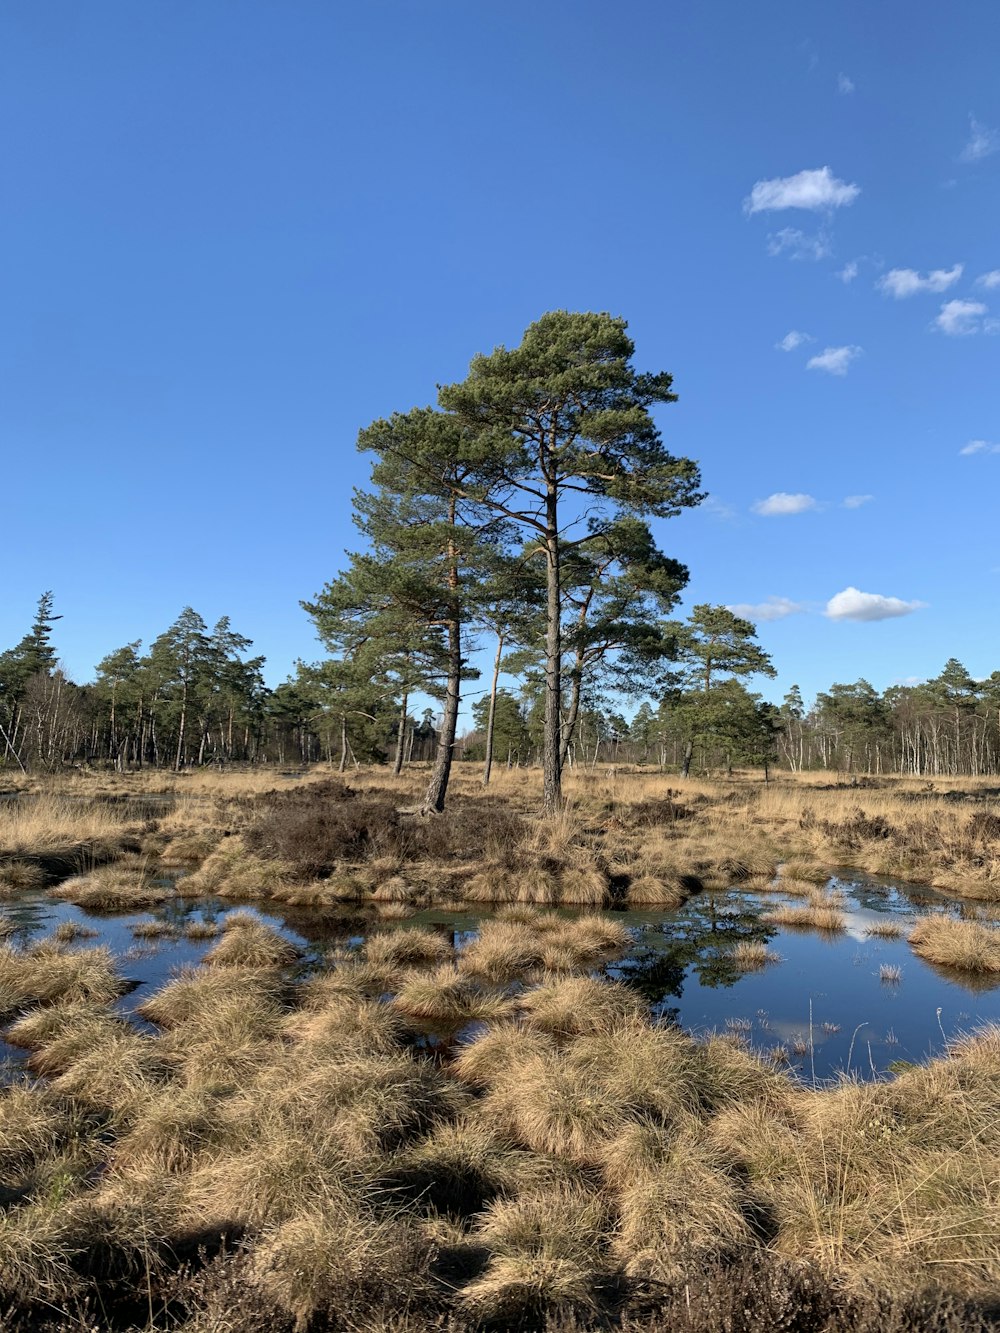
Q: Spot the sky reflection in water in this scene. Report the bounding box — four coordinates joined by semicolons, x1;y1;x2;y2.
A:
2;871;998;1084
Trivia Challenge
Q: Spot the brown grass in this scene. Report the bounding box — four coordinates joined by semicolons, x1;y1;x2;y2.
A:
51;860;172;911
0;795;134;856
3;765;1000;1328
202;912;300;969
730;940;781;970
0;942;124;1018
763;901;847;932
908;915;1000;973
866;919;905;938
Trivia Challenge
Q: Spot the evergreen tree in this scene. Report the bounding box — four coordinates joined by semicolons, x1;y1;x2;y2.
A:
667;605;776;776
439;310;703;812
308;407;500;812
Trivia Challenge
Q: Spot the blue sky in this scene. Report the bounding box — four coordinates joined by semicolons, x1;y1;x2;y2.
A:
2;0;998;711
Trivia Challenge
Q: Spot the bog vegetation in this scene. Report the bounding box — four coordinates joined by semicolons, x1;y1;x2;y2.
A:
2;312;1000;1328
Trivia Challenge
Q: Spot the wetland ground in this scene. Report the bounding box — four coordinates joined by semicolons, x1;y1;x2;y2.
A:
0;764;998;1331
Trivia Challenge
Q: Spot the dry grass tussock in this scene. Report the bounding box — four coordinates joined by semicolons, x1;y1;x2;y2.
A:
908;914;1000;973
458;911;630;982
730;939;781;970
202;911;300;969
179;836;294;899
0;941;124;1019
764;900;847;932
51;857;172;911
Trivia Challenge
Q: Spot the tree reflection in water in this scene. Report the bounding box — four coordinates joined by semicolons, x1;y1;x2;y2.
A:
609;890;779;1021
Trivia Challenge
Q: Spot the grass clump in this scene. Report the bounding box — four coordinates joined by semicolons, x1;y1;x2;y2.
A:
51;861;171;911
0;942;124;1019
460;1184;607;1323
251;1199;433;1332
730;940;781;971
866;919;905;938
625;873;691;908
908;915;1000;973
181;836;294;900
517;975;647;1038
0;861;48;893
392;964;512;1026
363;927;452;969
763;901;847;932
202;912;300;969
611;1127;753;1282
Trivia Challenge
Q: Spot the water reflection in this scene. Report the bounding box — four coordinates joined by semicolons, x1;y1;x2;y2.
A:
1;869;998;1084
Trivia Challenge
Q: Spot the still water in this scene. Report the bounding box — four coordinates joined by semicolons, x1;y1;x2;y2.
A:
2;872;997;1083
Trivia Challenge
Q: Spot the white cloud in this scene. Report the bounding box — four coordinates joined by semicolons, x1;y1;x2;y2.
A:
838;260;859;283
837;73;855;95
752;492;818;516
843;494;874;508
727;597;805;622
934;299;999;336
806;345;863;375
825;587;927;622
878;264;963;298
703;495;738;520
977;270;1000;290
960;116;1000;164
960;440;1000;456
744;166;861;215
776;330;812;352
767;227;831;260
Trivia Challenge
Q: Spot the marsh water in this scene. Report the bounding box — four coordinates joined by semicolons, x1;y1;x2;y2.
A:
3;866;999;1084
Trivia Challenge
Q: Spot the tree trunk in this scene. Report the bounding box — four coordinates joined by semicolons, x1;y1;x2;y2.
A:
558;652;585;771
174;681;187;772
681;738;693;778
482;633;504;787
542;490;563;814
423;503;462;814
393;690;409;777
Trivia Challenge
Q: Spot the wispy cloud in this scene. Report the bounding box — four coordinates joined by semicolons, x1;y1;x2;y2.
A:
825;587;927;622
837;72;855;95
807;345;863;375
959;440;1000;456
843;494;874;508
776;330;812;352
977;270;1000;290
878;264;963;298
744;166;861;214
727;596;805;622
703;495;738;520
959;115;1000;164
838;260;860;283
767;227;831;260
752;493;818;516
934;299;999;336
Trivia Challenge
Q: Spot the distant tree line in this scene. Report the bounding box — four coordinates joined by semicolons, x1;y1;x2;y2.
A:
3;591;995;784
0;594;437;773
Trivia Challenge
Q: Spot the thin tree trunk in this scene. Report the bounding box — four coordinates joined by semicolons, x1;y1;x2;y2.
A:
482;633;504;787
174;682;187;772
393;690;409;777
423;502;462;814
542;487;562;814
559;652;585;771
